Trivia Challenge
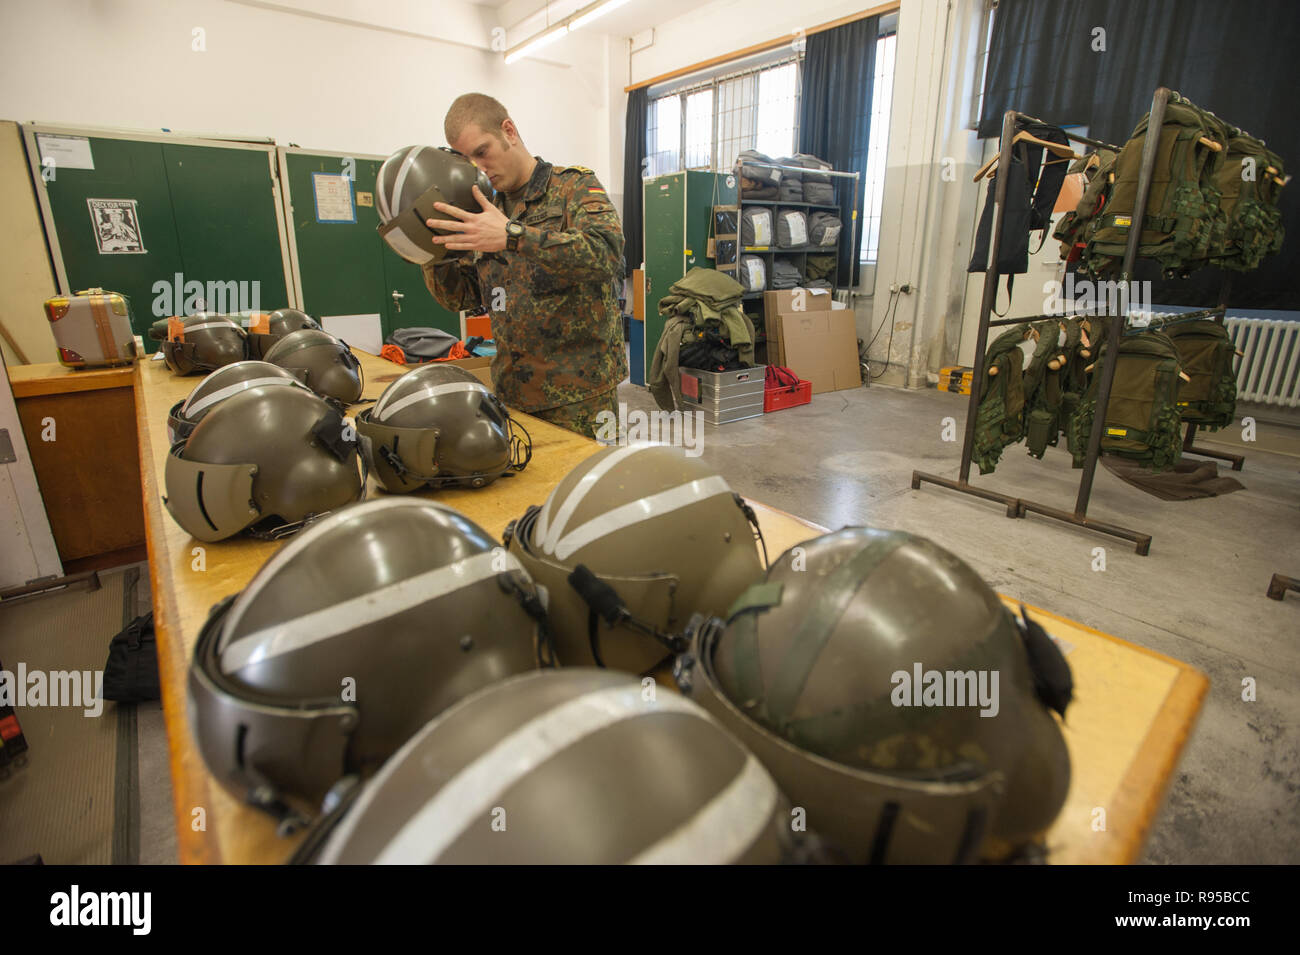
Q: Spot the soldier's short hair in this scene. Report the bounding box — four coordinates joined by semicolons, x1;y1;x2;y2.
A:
445;93;514;146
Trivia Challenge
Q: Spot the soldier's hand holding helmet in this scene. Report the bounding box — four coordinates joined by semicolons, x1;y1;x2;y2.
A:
428;185;509;253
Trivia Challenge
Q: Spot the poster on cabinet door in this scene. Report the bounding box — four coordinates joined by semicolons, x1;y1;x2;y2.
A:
87;198;146;254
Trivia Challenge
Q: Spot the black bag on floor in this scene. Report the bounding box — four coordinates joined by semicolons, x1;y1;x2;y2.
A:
102;612;161;703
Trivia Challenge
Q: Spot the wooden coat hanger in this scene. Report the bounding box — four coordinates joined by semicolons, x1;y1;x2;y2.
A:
973;131;1084;182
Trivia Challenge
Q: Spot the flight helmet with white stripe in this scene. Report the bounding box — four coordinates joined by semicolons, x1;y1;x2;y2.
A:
159;312;248;375
376;145;493;265
264;328;363;406
245;307;321;360
355;363;531;493
188;498;546;825
675;526;1073;864
293;669;804;864
163;385;365;542
166;360;315;445
503;445;766;675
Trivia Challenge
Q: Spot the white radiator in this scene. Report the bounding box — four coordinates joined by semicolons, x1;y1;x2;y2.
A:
1224;318;1300;408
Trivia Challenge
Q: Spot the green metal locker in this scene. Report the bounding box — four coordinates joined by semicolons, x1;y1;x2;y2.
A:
278;148;459;342
640;170;736;382
24;125;290;350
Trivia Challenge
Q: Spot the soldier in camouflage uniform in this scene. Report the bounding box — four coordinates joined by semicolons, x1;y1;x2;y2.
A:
422;93;627;440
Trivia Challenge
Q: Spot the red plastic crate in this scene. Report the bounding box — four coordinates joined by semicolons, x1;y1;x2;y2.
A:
764;379;812;412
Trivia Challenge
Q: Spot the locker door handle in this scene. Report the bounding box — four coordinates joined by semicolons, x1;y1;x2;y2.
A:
392;290;404;313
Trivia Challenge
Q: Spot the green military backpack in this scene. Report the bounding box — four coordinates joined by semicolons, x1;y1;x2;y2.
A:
1164;320;1238;429
1209;131;1287;271
1069;330;1184;472
973;324;1031;474
1085;94;1229;276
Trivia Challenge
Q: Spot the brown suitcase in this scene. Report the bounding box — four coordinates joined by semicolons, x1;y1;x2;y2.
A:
44;288;138;368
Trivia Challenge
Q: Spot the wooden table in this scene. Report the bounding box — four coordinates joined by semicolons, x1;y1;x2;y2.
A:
8;361;145;565
136;350;1206;865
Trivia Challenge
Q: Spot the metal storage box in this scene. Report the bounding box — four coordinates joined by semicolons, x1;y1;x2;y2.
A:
679;365;766;425
44;288;138;368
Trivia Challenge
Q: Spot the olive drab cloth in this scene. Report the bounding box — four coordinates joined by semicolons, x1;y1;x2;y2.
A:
422;157;628;414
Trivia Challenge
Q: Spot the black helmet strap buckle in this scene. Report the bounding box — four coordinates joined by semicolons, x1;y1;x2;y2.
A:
567;564;689;673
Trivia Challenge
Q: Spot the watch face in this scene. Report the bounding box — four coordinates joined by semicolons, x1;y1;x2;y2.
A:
508;222;524;237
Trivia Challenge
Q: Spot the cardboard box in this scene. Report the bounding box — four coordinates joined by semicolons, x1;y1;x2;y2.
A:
777;310;861;394
763;287;832;326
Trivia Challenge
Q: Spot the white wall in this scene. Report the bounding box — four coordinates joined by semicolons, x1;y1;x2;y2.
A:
0;0;615;185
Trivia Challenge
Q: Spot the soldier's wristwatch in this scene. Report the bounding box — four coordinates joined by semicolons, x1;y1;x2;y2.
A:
505;220;524;252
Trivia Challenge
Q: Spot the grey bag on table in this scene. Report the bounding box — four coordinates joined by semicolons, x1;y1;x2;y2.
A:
388;326;460;360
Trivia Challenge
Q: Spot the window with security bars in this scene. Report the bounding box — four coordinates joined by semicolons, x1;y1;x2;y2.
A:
860;31;898;264
646;55;802;176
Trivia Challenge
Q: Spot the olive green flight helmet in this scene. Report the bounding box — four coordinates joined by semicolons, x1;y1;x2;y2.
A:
163;385;365;542
504;445;766;675
263;328;364;406
189;498;545;825
166;360;315;445
355;364;531;493
159;313;248;375
375;145;493;265
675;526;1073;864
294;669;804;864
244;307;321;360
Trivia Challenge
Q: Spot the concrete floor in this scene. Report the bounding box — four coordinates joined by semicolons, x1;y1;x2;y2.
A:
613;379;1300;864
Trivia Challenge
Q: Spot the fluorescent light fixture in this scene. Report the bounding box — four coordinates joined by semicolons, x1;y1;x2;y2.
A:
570;0;632;31
505;0;633;64
504;22;569;64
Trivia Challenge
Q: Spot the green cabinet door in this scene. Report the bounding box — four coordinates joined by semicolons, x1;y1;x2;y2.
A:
37;135;186;343
163;143;288;314
643;172;685;383
640;170;736;382
283;149;460;343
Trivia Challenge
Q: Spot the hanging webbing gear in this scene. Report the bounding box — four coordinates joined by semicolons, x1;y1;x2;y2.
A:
972;324;1031;474
1022;320;1068;459
1069;330;1185;473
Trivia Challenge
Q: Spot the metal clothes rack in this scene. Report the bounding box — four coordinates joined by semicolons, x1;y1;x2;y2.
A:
912;87;1245;556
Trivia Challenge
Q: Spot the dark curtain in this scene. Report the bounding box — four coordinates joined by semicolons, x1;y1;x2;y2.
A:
622;87;649;277
978;0;1300;309
799;17;879;286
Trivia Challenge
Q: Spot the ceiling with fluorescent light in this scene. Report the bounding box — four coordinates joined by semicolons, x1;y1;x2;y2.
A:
494;0;705;43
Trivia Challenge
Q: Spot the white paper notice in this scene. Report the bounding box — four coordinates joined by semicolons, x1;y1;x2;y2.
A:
313;173;355;223
37;134;95;171
322;314;382;356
